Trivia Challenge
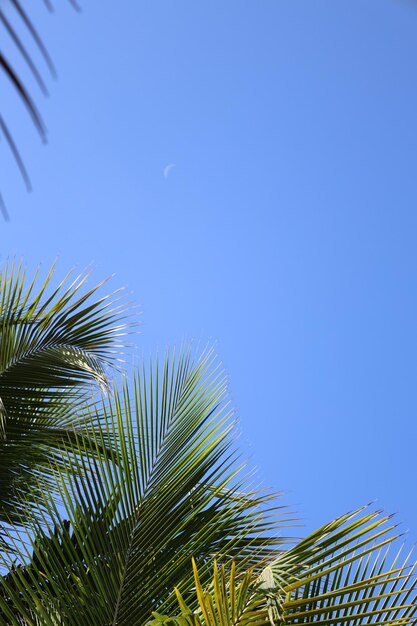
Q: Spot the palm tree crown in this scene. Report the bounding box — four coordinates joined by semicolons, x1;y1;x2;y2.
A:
0;263;415;625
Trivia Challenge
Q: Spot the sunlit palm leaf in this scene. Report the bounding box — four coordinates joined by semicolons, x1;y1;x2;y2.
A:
148;558;270;626
0;348;290;625
149;509;417;626
0;260;130;526
261;507;417;625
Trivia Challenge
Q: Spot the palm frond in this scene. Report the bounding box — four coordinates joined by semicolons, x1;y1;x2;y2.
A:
0;260;131;526
260;506;417;625
147;509;417;626
148;558;270;626
0;347;290;625
1;0;76;212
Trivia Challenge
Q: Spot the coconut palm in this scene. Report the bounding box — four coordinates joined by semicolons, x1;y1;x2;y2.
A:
0;265;415;626
0;347;288;624
0;326;416;624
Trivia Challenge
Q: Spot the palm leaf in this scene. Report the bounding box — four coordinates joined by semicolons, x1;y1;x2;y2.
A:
261;506;417;625
149;509;417;626
0;347;290;625
1;0;76;213
148;558;270;626
0;260;130;526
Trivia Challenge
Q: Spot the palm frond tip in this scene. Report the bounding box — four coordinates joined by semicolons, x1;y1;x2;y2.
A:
1;0;76;209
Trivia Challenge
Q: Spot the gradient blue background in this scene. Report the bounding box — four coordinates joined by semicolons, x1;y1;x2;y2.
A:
2;0;417;540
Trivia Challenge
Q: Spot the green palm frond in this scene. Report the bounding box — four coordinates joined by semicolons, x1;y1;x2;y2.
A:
0;348;289;625
149;509;417;626
262;506;417;625
148;558;270;626
0;260;130;525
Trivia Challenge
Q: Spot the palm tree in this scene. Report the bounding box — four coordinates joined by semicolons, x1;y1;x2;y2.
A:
2;4;415;622
0;270;415;624
0;345;288;624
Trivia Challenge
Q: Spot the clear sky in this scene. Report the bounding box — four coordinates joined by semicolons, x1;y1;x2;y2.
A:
2;0;417;540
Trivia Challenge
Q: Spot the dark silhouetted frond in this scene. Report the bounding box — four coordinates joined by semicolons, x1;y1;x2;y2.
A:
0;0;76;214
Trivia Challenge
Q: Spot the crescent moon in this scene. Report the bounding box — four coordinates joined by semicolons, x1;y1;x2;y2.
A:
163;163;176;178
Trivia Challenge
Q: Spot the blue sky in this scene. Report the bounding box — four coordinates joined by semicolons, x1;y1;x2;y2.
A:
2;0;417;539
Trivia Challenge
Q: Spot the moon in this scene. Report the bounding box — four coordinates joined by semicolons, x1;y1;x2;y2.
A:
163;163;176;178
